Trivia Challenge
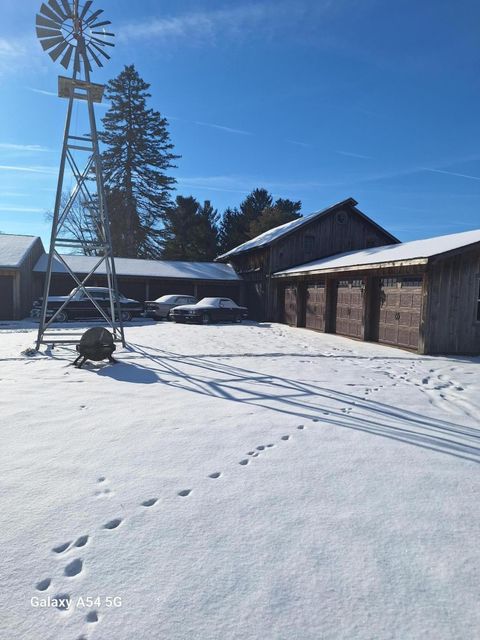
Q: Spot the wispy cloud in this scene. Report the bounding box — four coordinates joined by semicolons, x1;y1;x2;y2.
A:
0;206;44;213
286;139;312;148
421;167;480;182
0;165;56;175
0;143;52;153
117;2;338;46
194;121;252;136
336;150;373;160
27;87;57;97
0;36;43;76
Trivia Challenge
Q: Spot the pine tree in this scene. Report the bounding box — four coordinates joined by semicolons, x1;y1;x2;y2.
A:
162;196;219;260
100;64;179;258
249;198;302;237
218;189;302;254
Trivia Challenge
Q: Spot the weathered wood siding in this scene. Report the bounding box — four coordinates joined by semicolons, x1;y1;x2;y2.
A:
425;246;480;354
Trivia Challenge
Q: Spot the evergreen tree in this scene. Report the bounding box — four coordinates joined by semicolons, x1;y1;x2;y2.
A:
218;189;302;254
100;64;179;258
162;196;219;260
249;198;302;237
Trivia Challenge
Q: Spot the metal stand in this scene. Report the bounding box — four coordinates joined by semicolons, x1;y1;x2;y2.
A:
35;36;125;350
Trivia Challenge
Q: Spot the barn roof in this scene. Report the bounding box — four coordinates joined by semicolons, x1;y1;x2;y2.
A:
34;253;240;281
273;228;480;277
215;197;399;261
0;234;41;269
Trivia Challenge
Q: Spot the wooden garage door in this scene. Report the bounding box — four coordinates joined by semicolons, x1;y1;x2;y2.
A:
378;276;422;349
306;282;326;331
284;286;297;326
335;279;364;338
0;276;14;320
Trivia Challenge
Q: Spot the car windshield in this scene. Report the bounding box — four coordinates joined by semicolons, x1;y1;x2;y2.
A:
69;288;127;300
155;295;179;303
197;298;220;307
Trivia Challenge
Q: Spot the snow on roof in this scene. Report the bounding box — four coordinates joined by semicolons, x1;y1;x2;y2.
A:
274;228;480;276
34;253;241;281
216;198;359;260
0;234;40;269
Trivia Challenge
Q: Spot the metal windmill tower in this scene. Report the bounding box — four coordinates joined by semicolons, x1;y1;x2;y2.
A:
34;0;125;349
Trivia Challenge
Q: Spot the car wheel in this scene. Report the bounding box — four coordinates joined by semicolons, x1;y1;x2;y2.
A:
235;314;242;323
120;310;132;322
55;310;68;323
201;313;210;325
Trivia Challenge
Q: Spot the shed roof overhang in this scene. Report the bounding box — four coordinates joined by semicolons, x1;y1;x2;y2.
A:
272;257;429;278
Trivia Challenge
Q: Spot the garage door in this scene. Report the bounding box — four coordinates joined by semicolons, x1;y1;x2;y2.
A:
378;276;422;349
0;276;14;320
284;286;297;326
306;282;326;331
335;279;364;338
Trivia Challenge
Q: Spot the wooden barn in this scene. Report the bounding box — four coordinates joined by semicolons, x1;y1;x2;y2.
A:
33;253;242;305
273;229;480;355
215;198;399;320
0;235;45;320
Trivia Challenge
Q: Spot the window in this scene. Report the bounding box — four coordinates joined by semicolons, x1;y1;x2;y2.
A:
401;276;423;287
304;235;315;253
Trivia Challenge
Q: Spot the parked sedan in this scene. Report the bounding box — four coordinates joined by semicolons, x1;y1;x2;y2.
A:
170;297;248;324
30;287;143;322
144;294;198;320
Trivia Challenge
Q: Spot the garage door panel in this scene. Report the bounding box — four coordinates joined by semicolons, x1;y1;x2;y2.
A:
306;283;326;332
0;276;14;320
377;277;423;350
284;286;297;326
335;280;364;338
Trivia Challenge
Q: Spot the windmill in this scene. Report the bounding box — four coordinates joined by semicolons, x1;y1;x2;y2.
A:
34;0;125;350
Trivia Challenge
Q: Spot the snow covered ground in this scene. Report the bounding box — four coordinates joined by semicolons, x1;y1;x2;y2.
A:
0;320;479;640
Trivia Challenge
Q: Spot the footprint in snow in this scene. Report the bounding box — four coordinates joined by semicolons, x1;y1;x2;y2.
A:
297;425;305;429
178;489;192;497
36;578;51;591
103;518;122;530
52;542;71;554
239;459;249;466
64;559;83;577
97;476;106;483
54;593;71;611
74;535;89;548
86;610;99;623
209;472;221;479
141;498;158;507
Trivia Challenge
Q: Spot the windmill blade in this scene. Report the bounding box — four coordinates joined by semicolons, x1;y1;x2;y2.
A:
79;0;93;20
36;26;62;39
39;2;63;24
48;0;69;20
60;43;75;69
48;39;69;61
90;35;114;47
86;44;103;67
89;20;111;29
59;0;73;17
40;35;65;51
35;14;62;29
92;31;114;37
85;9;103;25
90;41;110;60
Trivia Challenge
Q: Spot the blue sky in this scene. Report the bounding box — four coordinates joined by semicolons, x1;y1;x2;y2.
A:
1;0;480;246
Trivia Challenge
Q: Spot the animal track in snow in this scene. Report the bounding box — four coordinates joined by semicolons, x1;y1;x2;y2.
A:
281;435;290;441
54;593;71;611
178;489;192;497
209;472;221;479
64;558;83;577
239;459;249;466
141;498;158;507
36;578;51;591
297;425;305;430
103;518;122;530
97;476;106;483
52;542;71;554
86;610;99;623
74;536;88;548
